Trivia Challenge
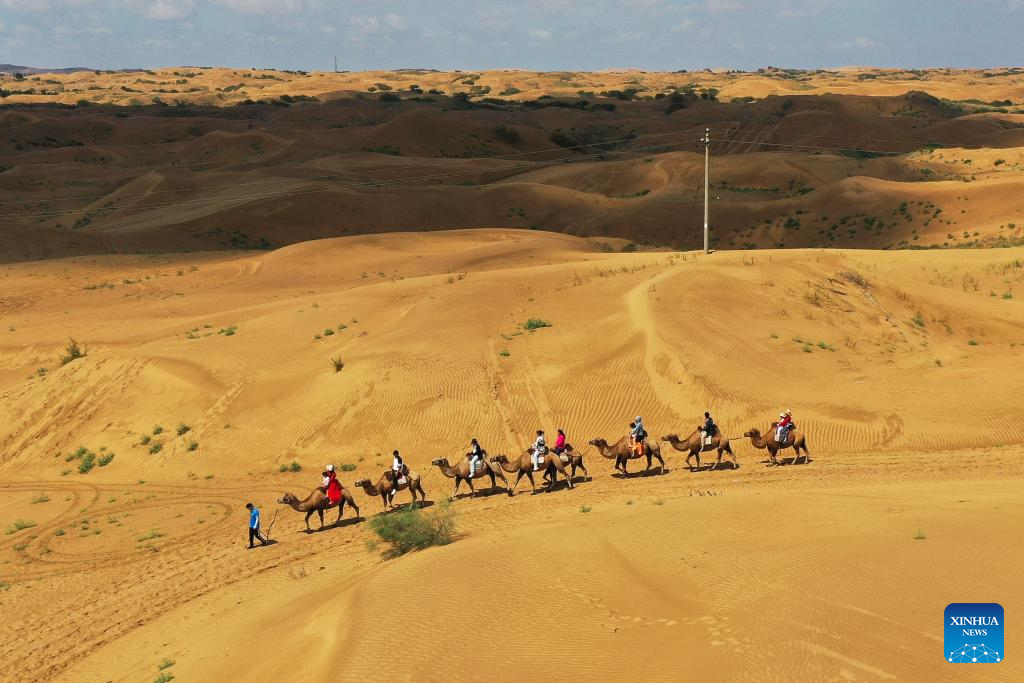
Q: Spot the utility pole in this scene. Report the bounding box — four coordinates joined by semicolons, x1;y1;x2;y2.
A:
701;127;710;254
334;56;338;73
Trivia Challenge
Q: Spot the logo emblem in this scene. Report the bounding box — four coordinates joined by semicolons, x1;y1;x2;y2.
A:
945;603;1003;663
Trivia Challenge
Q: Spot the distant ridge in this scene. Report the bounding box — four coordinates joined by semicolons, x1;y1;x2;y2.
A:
0;64;142;75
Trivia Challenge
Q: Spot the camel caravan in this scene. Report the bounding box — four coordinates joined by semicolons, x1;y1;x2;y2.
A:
275;412;810;531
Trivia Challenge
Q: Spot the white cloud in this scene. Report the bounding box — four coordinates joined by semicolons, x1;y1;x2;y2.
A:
383;13;406;30
780;0;833;17
706;0;742;11
145;0;194;20
212;0;302;13
528;28;552;40
673;19;694;32
830;35;878;50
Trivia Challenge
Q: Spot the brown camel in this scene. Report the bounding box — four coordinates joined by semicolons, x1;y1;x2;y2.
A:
744;424;811;466
489;451;574;496
588;436;665;475
661;428;737;471
518;444;589;484
278;486;361;532
431;456;509;497
353;469;427;510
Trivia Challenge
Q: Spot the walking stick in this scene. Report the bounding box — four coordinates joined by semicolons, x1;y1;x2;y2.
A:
264;509;280;541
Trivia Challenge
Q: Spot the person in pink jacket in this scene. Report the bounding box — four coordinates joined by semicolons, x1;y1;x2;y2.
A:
553;429;567;455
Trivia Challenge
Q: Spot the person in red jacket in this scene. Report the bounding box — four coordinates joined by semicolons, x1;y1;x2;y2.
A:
321;464;342;505
776;410;793;443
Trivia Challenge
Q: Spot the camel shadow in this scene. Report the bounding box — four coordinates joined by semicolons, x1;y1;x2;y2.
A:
760;456;812;467
451;488;504;501
302;516;364;534
693;462;739;473
385;500;435;512
611;468;669;479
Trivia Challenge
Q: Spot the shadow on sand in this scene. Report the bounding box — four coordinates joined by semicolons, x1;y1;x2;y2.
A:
302;516;364;534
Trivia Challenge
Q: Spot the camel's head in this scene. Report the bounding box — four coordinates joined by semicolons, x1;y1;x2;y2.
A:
661;434;678;443
353;478;369;487
588;438;608;447
489;454;508;464
744;428;761;438
278;493;298;505
770;421;780;428
430;457;450;466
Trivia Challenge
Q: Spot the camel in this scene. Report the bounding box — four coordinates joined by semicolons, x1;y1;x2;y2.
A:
431;456;509;497
744;424;811;466
278;486;361;532
353;469;427;511
516;444;588;484
489;451;574;496
662;429;737;471
588;436;665;475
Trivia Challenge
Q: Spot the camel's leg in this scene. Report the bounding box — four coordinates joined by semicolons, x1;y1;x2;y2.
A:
509;470;525;496
578;459;589;481
713;448;723;471
526;470;537;493
466;476;476;497
381;493;389;510
653;451;666;472
304;510;313;531
559;462;573;489
336;500;345;523
493;467;509;490
453;476;462;497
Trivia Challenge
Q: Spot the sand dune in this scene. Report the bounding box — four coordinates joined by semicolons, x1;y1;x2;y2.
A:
2;68;1023;262
1;230;1022;681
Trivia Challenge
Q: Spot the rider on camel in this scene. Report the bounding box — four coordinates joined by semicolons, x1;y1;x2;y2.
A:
531;430;547;470
776;410;793;443
390;450;405;493
701;412;717;444
630;416;646;456
468;438;485;474
320;464;342;506
553;429;567;455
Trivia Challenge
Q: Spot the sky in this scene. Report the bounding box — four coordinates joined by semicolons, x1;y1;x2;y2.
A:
1;0;1023;72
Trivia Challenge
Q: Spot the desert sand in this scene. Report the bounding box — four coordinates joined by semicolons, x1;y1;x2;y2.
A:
1;229;1023;681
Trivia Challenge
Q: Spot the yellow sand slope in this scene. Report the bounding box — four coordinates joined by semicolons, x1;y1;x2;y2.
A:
1;230;1022;681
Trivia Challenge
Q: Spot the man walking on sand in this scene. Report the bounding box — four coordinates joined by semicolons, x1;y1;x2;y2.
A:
246;502;268;548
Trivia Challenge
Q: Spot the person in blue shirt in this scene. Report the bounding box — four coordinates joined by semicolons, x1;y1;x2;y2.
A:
245;502;268;548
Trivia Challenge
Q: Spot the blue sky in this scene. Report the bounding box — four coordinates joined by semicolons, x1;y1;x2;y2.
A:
1;0;1022;71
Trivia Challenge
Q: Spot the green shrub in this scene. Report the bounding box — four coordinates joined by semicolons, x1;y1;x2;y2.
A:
499;349;510;357
153;425;164;435
331;357;345;372
579;505;592;513
78;452;96;473
60;338;86;365
339;463;357;472
280;461;302;473
139;435;151;446
911;312;926;327
149;443;163;454
369;500;456;558
968;339;979;346
97;453;114;467
176;424;191;436
30;493;50;504
522;318;552;331
324;328;335;336
5;519;37;534
187;440;198;452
